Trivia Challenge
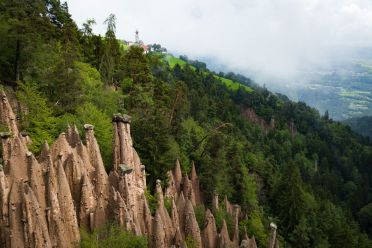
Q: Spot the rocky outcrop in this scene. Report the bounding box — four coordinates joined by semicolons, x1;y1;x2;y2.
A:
241;107;274;131
0;91;277;248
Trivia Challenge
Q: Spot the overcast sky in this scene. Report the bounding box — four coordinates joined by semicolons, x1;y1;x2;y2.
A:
67;0;372;83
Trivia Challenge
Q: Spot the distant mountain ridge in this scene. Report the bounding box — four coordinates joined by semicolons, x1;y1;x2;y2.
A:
344;116;372;139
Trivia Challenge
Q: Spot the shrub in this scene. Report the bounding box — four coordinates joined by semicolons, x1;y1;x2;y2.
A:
214;207;234;238
164;196;172;216
16;82;58;153
80;223;147;248
239;210;267;247
194;204;206;230
145;189;157;215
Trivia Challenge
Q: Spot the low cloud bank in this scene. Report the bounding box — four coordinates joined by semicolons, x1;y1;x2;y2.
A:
68;0;372;84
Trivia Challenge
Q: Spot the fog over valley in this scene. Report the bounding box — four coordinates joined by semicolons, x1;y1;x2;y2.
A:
68;0;372;119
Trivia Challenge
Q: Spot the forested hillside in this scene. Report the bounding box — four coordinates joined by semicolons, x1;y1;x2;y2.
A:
344;116;372;139
1;1;372;247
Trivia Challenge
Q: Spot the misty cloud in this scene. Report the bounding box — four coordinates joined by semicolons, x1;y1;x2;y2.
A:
67;0;372;82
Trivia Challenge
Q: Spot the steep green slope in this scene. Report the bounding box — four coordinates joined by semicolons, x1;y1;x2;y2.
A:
1;1;372;247
165;54;253;92
165;54;188;68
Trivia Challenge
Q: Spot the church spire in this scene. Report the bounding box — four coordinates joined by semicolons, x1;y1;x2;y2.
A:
135;30;139;43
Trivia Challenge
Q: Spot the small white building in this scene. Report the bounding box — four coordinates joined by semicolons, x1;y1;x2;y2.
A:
126;30;149;54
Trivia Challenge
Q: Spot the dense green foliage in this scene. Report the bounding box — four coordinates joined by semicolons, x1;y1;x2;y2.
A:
1;1;372;247
80;224;147;248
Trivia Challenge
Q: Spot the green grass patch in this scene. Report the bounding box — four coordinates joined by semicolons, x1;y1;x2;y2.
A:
214;75;253;92
165;54;253;93
165;55;187;68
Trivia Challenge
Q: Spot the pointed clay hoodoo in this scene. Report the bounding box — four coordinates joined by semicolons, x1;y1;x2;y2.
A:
66;125;81;148
79;174;97;230
21;182;52;248
190;161;202;205
173;159;183;193
203;209;218;248
170;198;188;247
111;188;125;228
0;91;19;136
0;92;279;247
176;191;186;233
28;153;47;212
7;137;29;179
165;159;184;201
112;114;134;170
44;155;67;247
183;199;202;248
63;153;83;204
1;135;12;163
171;198;180;231
50;132;72;163
240;227;257;248
112;114;148;235
165;170;177;199
174;227;186;248
85;124;109;197
47;185;70;248
240;228;258;248
218;219;232;248
0;165;10;247
113;189;137;233
232;204;241;246
56;158;80;244
112;114;145;188
155;179;174;245
8;181;25;247
142;195;153;240
182;174;196;206
250;236;258;248
224;195;234;216
152;210;167;248
84;124;109;229
76;141;95;179
243;228;249;242
39;140;50;163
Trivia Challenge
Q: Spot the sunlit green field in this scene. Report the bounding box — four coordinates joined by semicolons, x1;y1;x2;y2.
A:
213;75;253;92
165;55;187;68
165;55;253;92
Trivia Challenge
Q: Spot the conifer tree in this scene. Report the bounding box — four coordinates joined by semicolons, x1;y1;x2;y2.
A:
100;14;122;85
273;162;307;233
